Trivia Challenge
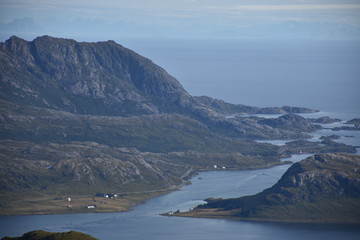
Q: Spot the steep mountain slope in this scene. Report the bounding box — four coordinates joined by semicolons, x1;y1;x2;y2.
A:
182;153;360;223
0;36;192;116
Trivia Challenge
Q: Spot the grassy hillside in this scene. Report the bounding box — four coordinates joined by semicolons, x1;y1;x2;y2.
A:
1;230;98;240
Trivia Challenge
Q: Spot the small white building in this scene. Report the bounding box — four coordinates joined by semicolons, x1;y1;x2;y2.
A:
214;165;217;169
68;197;71;202
87;205;96;209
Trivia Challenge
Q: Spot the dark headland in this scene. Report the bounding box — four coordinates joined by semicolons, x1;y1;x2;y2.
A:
170;153;360;223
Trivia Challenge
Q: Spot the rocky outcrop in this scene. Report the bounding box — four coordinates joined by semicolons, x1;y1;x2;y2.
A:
194;96;317;115
265;154;360;202
309;116;341;124
258;114;321;132
347;118;360;125
280;139;357;155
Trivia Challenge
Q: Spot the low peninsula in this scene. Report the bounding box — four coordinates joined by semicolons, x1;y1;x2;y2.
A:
171;153;360;223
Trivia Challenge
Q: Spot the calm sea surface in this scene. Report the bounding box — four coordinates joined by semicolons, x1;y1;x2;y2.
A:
122;38;360;113
1;39;359;239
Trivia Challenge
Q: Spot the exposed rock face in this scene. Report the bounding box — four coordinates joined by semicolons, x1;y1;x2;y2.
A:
267;154;360;202
258;114;321;132
0;36;192;116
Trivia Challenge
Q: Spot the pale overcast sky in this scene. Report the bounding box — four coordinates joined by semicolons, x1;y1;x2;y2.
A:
1;0;360;39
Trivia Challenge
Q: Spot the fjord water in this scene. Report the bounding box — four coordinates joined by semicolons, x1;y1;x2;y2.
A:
1;39;360;239
1;162;360;240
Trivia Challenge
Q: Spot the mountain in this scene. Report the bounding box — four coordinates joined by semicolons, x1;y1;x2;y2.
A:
0;36;354;215
0;35;320;139
0;35;191;116
258;114;321;132
180;153;360;223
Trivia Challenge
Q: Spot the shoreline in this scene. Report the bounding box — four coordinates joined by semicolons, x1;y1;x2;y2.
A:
0;190;175;217
166;208;360;224
0;161;287;216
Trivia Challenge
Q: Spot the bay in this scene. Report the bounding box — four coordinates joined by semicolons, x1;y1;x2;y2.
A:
1;158;359;240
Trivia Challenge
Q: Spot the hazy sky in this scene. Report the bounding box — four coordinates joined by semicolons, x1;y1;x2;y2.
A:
1;0;360;39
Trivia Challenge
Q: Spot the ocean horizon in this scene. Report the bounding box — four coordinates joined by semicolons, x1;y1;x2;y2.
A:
116;38;360;114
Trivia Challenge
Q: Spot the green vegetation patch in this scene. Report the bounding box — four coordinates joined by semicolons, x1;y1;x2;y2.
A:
1;230;98;240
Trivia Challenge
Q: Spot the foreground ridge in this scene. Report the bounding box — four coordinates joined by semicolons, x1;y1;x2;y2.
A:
1;230;98;240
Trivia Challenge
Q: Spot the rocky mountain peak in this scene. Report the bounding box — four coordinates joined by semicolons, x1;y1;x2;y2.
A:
1;36;192;116
0;36;324;139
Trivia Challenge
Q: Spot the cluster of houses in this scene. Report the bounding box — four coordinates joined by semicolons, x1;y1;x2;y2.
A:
65;193;119;210
95;193;118;199
167;210;180;215
213;165;226;169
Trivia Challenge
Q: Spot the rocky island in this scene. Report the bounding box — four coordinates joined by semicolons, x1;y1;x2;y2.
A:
0;36;357;215
172;153;360;223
